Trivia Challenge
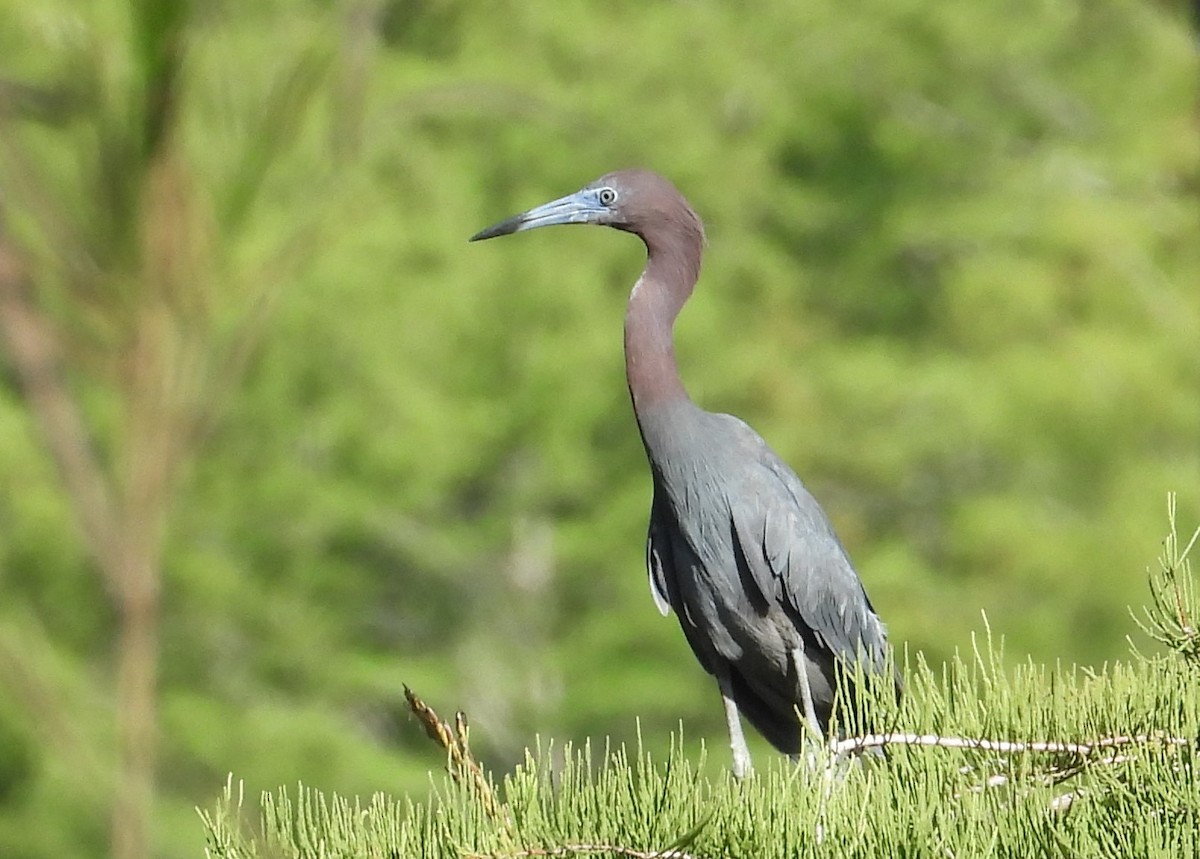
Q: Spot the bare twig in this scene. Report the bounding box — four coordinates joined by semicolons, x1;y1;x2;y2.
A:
829;731;1193;758
403;685;508;825
463;845;713;859
853;730;1196;814
404;687;721;859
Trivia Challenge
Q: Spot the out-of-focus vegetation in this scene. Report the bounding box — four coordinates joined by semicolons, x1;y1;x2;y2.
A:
0;2;1196;858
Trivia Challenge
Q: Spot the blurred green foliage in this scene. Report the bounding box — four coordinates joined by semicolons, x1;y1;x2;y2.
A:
0;1;1197;858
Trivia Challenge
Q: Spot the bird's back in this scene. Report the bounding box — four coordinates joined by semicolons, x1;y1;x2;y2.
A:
642;403;891;751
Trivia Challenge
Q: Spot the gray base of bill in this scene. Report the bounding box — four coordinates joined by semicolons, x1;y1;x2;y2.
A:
718;645;827;780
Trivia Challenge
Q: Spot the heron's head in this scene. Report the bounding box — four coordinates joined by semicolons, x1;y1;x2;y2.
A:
469;169;705;247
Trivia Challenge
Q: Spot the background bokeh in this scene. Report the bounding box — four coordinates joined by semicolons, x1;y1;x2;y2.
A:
0;2;1197;858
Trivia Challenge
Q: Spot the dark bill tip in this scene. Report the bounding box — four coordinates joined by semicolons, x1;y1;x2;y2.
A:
469;214;525;242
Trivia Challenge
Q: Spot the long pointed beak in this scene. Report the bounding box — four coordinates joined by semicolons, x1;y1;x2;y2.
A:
469;190;606;242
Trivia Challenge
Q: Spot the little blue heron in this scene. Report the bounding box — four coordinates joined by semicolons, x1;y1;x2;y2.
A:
471;169;894;778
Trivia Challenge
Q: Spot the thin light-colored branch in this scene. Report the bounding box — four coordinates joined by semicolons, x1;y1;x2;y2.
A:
829;731;1193;758
464;845;713;859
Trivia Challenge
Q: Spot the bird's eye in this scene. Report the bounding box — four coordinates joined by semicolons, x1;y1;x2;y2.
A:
598;188;617;206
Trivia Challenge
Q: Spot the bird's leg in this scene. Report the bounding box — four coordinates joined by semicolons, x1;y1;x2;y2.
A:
791;643;838;780
714;671;752;780
791;643;824;741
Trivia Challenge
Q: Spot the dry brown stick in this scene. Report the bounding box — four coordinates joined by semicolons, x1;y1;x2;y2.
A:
403;688;721;859
403;685;508;825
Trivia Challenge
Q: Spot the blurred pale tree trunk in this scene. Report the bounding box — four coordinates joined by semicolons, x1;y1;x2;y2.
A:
0;126;176;859
0;3;341;857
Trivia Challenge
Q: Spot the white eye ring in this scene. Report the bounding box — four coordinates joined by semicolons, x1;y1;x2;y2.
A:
598;188;617;206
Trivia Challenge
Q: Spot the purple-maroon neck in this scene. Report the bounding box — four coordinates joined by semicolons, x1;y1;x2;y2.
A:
623;229;703;418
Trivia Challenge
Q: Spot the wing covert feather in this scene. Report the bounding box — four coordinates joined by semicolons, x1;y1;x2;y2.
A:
722;424;887;664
